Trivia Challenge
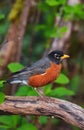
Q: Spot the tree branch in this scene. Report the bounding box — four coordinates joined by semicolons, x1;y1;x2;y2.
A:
0;96;84;129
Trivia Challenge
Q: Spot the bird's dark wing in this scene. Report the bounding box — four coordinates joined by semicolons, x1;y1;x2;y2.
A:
6;57;51;85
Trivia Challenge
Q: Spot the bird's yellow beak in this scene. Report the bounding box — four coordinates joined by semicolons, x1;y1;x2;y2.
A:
61;54;70;60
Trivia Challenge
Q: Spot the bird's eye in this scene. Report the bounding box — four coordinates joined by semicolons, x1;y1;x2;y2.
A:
54;54;60;59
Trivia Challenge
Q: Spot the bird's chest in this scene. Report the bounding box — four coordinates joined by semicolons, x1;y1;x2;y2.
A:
28;63;62;87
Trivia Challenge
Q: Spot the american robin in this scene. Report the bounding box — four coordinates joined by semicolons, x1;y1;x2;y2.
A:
4;50;69;95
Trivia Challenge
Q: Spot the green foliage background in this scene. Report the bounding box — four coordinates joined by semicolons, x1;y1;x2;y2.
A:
0;0;84;130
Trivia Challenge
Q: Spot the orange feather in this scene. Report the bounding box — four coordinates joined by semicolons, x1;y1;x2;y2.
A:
28;62;62;87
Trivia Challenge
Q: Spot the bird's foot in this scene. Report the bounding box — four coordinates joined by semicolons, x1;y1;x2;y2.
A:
34;87;44;97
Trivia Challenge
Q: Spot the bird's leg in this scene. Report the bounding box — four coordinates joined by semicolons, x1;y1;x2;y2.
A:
34;87;44;97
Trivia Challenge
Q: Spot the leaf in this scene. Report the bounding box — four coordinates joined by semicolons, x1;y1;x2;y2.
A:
44;26;67;38
0;21;9;34
17;123;37;130
52;118;60;125
0;116;13;126
0;14;5;20
48;87;75;97
8;62;24;73
59;26;67;33
0;80;5;88
39;116;48;125
15;86;29;96
46;0;66;6
46;0;59;6
11;115;21;127
44;26;58;38
15;86;37;96
0;124;11;129
55;73;69;84
0;115;21;128
0;92;5;104
35;24;46;32
70;75;80;92
44;84;52;95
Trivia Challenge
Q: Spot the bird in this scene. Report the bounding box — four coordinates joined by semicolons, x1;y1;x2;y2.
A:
4;50;69;95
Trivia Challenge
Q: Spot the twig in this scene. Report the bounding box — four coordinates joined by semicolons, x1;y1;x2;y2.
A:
0;96;84;129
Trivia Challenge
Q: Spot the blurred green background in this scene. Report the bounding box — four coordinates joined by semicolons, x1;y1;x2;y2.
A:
0;0;84;130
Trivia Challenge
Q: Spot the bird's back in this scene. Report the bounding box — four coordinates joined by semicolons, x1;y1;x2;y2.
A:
6;57;51;85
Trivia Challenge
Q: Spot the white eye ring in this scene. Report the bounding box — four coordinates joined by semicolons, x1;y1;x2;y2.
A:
54;54;60;59
54;54;57;57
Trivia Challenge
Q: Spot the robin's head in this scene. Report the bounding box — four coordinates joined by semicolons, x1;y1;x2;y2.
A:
48;50;69;64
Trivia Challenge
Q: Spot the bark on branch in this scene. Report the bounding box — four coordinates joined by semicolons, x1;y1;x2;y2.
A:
0;96;84;129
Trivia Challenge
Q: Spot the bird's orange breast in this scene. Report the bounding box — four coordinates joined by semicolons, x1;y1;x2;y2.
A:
28;63;62;87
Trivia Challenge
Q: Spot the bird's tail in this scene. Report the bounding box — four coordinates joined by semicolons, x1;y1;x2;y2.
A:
3;77;22;85
3;76;28;86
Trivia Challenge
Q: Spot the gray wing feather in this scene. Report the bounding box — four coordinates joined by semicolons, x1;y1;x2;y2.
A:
6;57;50;84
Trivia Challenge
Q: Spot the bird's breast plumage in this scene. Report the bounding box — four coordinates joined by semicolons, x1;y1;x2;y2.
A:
28;62;62;87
